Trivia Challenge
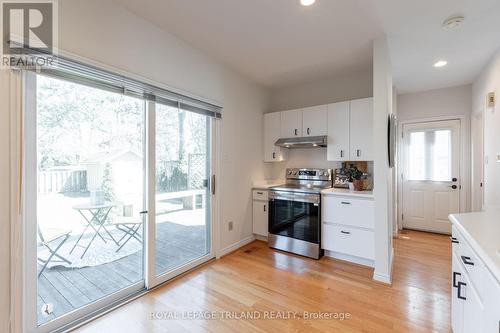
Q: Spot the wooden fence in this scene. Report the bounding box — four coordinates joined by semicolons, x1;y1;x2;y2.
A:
38;169;88;194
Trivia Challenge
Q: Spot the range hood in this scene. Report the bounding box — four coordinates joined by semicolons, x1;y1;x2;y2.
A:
274;136;327;149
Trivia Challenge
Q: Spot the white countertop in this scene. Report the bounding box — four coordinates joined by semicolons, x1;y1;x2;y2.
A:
252;180;285;190
321;188;374;199
449;210;500;283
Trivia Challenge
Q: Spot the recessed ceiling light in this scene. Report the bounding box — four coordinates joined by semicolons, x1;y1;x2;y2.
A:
300;0;316;6
434;60;448;68
442;15;465;30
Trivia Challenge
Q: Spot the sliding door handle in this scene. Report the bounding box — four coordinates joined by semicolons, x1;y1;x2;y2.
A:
211;175;216;195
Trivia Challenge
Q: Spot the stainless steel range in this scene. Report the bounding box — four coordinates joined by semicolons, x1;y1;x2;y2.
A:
268;168;333;259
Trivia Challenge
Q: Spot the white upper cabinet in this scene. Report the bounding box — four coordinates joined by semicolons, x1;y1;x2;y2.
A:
349;97;373;161
327;101;350;161
264;113;287;162
280;109;303;138
302;105;327;136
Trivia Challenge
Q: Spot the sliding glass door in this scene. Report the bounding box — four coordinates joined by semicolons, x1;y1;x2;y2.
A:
24;72;216;332
154;104;212;279
31;74;146;328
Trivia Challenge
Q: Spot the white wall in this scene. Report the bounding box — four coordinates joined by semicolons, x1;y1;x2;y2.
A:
0;0;270;324
372;37;393;284
397;85;472;121
473;48;500;209
0;70;11;333
397;85;472;213
269;69;373;111
264;149;342;180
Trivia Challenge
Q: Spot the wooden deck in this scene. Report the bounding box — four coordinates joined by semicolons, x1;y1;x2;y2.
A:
37;222;207;325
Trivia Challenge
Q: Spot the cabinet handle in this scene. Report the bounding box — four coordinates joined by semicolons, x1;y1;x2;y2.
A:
340;230;351;235
307;128;310;135
340;201;351;205
450;237;459;244
457;281;467;300
461;256;474;266
452;271;461;288
256;192;263;195
272;152;276;159
263;205;266;212
340;150;344;158
356;149;361;157
294;129;298;136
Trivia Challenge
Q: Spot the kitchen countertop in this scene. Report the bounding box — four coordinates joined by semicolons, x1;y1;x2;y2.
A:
321;188;374;199
449;210;500;283
252;180;285;190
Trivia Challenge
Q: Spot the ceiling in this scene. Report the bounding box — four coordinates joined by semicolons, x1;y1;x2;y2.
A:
114;0;500;93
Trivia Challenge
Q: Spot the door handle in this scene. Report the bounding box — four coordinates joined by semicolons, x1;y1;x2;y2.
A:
263;205;266;212
139;211;148;215
452;177;458;182
211;175;216;195
461;256;474;266
449;185;458;189
452;271;461;288
457;281;467;300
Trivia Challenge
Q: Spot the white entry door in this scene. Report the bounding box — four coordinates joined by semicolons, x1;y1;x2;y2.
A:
402;120;461;234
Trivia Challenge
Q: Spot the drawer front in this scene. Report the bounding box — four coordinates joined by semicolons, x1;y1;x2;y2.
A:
322;224;374;260
323;196;374;229
253;190;269;201
452;226;485;297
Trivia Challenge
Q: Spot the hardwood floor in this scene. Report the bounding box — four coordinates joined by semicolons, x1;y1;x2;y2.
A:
75;230;451;333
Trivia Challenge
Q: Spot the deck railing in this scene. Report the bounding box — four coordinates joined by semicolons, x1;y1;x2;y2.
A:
38;168;88;194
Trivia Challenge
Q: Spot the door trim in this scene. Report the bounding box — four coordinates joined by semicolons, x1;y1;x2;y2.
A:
397;115;469;231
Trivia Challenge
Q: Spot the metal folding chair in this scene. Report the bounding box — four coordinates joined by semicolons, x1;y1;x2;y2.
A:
109;217;143;253
37;228;72;277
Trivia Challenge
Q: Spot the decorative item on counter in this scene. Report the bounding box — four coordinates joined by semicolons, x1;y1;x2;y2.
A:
333;168;349;188
346;165;364;191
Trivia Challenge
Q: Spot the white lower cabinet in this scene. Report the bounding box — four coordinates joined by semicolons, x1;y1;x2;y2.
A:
321;194;374;266
451;226;499;333
252;190;268;237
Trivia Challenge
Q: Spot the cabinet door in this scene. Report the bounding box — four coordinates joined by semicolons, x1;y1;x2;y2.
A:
264;113;283;162
350;98;373;160
462;273;484;333
327;101;350;161
303;105;327;136
252;201;268;236
482;270;500;333
281;109;303;138
452;252;464;333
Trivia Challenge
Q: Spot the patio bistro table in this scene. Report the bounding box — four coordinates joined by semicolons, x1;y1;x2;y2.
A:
70;202;120;259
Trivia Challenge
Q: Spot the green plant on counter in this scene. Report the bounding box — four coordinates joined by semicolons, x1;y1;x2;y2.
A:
346;165;363;182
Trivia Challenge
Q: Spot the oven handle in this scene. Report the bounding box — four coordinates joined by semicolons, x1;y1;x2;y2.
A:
269;193;320;205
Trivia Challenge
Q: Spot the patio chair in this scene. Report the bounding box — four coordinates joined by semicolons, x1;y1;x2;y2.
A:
37;228;72;277
109;217;143;253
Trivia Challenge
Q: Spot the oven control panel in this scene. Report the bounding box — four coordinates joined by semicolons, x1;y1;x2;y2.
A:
285;168;332;180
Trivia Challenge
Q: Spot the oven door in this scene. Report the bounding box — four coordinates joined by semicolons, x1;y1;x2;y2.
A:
268;191;320;244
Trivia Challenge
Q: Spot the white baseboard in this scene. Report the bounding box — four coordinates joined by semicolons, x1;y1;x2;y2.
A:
373;247;394;284
254;234;268;242
324;250;374;268
216;235;255;258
